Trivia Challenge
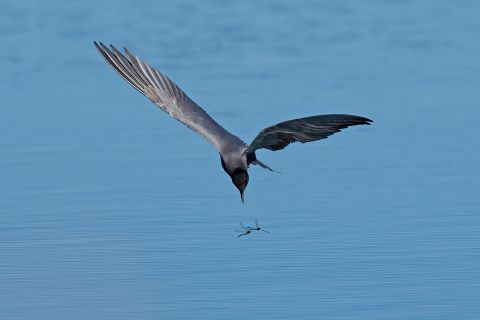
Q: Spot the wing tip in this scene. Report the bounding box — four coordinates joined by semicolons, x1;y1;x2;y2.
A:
123;46;134;58
94;41;124;56
349;115;373;125
94;41;114;58
93;40;102;51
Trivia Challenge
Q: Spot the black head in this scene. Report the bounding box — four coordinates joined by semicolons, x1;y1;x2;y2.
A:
231;168;249;203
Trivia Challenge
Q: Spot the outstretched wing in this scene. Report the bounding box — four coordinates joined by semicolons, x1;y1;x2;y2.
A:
245;114;372;153
94;42;245;152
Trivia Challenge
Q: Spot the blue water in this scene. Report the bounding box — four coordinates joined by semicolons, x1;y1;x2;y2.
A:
1;1;480;319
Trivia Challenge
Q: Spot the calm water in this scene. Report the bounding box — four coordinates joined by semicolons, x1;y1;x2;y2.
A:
1;0;480;319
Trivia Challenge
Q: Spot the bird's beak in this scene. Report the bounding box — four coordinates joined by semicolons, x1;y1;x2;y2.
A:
231;169;248;203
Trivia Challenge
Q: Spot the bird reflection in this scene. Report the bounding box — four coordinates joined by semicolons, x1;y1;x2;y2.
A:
236;220;270;238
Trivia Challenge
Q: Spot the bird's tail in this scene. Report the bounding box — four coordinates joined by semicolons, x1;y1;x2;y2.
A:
252;160;280;173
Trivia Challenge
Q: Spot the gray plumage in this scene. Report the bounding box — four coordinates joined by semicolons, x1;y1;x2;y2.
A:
94;41;245;154
94;42;372;202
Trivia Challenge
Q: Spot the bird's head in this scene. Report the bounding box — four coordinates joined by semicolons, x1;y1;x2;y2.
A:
231;168;249;203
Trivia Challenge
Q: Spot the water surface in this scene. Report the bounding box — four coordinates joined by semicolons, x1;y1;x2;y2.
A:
1;1;479;319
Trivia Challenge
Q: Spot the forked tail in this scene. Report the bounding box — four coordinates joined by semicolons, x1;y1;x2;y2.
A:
251;159;280;173
246;151;279;173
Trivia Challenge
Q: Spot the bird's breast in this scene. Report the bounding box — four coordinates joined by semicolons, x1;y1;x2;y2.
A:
220;149;248;174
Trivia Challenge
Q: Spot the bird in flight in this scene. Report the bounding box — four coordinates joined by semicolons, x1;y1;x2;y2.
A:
94;42;372;202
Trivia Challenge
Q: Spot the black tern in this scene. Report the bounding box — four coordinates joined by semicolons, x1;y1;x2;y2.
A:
94;42;372;202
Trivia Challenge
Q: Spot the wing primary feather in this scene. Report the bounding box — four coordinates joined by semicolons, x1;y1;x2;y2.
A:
246;114;372;153
94;42;246;152
108;45;147;88
94;42;145;95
